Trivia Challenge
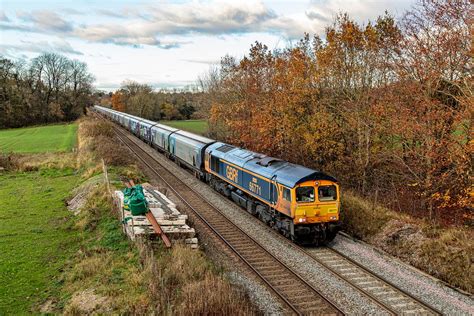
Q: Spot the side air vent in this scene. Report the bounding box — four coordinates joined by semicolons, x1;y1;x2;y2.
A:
216;144;235;153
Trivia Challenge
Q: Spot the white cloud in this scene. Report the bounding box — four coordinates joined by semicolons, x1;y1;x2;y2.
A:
2;1;312;48
16;10;73;32
72;1;289;46
182;58;220;65
0;0;417;90
1;1;415;49
0;10;10;22
72;23;191;48
305;0;413;27
61;8;84;16
0;39;82;56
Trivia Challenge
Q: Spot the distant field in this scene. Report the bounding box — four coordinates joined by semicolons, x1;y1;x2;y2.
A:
160;120;208;135
0;124;77;153
0;169;80;313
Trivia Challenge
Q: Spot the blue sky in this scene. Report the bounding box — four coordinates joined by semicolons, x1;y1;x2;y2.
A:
0;0;415;91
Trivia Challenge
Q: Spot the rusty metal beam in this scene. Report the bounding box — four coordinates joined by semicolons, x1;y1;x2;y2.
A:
146;211;172;248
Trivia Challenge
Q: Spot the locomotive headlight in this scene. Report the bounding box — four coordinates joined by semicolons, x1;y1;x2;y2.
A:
298;218;307;223
330;216;337;220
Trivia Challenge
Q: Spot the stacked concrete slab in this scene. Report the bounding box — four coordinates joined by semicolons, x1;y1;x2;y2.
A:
114;185;198;248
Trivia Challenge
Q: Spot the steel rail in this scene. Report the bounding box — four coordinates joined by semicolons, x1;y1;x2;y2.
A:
313;244;442;315
111;124;343;315
95;111;439;315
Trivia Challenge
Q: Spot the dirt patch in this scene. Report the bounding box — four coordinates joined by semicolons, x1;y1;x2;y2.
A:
0;154;17;171
371;219;427;266
67;175;104;215
64;289;111;315
39;299;55;313
372;219;425;248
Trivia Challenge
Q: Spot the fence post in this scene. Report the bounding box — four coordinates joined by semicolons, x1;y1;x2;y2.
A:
102;158;112;196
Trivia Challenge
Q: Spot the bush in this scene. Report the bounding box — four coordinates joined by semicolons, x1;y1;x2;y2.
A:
139;242;257;315
92;135;132;166
0;153;16;171
79;119;115;138
418;229;473;292
177;275;256;315
341;191;392;239
77;118;132;167
341;190;474;293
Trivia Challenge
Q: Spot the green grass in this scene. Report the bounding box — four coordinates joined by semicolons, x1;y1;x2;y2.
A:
160;120;208;135
0;123;78;153
0;168;80;314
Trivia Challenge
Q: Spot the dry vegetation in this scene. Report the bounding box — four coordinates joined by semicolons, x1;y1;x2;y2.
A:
56;116;258;314
342;192;473;293
77;117;133;168
139;241;256;315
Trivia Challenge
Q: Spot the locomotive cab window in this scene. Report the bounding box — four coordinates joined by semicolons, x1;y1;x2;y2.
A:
296;186;315;203
283;187;291;201
318;185;337;201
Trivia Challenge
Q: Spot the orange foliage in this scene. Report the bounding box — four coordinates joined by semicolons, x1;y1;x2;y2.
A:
111;91;126;112
207;1;472;224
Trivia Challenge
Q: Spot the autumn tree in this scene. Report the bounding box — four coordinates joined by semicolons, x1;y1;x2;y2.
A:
385;0;472;220
111;91;126;112
204;0;472;223
312;13;402;192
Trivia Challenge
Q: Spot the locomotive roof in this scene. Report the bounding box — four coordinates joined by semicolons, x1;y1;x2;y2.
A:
273;164;337;187
207;142;337;188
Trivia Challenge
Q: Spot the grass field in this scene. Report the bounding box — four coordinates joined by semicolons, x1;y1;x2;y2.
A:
0;168;80;313
160;120;208;135
0;123;78;153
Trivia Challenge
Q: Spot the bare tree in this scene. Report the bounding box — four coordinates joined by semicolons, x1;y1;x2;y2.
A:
0;53;94;128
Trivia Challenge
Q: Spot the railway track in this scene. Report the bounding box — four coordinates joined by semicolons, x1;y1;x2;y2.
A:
244;213;442;314
252;220;441;315
112;125;343;315
303;247;441;315
107;118;441;316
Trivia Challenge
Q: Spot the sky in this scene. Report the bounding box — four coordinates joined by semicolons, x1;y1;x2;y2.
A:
0;0;416;91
